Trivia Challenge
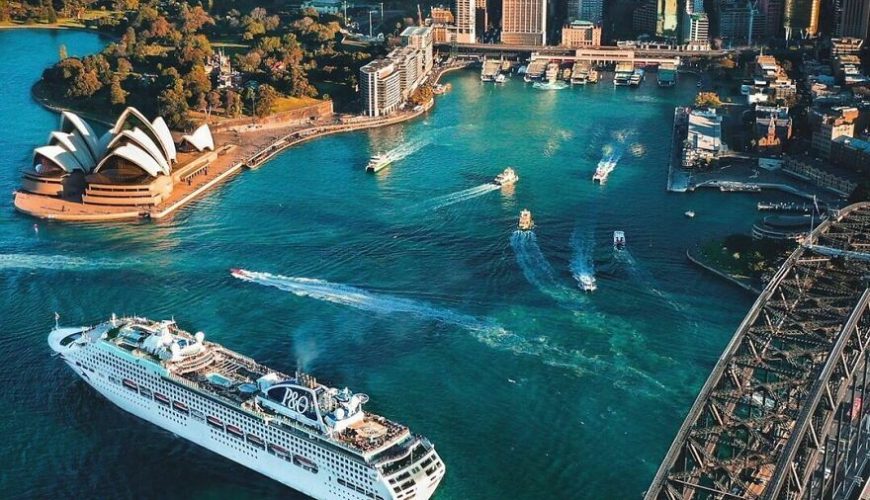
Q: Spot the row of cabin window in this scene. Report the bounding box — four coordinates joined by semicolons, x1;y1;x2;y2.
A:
336;477;386;500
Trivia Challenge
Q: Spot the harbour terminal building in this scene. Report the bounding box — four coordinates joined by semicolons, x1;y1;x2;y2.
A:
359;27;433;117
15;107;217;220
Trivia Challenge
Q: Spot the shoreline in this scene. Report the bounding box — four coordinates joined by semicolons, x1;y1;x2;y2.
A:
16;62;470;223
685;248;762;294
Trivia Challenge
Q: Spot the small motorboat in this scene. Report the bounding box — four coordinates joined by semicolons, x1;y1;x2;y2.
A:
578;274;597;292
518;209;534;231
613;230;626;251
685;210;696;218
494;167;519;186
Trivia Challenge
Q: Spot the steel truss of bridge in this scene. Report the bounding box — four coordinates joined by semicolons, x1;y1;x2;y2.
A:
646;202;870;500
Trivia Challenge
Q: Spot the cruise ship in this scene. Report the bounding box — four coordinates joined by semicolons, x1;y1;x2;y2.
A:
592;158;616;184
494;167;518;186
366;153;391;173
48;314;445;500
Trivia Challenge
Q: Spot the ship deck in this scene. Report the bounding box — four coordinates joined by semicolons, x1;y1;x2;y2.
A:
107;318;410;456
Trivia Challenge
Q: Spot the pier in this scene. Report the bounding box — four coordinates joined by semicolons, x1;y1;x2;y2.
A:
646;201;870;500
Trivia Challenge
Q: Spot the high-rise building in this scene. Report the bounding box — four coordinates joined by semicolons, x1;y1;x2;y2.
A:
631;0;679;37
836;0;870;39
783;0;821;38
501;0;547;45
567;0;604;22
359;27;433;117
682;12;710;41
455;0;476;43
359;60;402;117
475;0;488;37
760;0;785;39
561;20;602;46
719;0;767;44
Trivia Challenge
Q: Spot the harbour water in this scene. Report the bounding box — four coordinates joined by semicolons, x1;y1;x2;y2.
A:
2;32;764;499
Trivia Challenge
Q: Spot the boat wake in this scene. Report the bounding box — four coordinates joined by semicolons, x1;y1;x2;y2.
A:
421;183;500;210
234;270;503;334
0;253;129;271
612;249;689;316
510;231;583;304
569;230;596;289
380;136;432;163
234;269;672;396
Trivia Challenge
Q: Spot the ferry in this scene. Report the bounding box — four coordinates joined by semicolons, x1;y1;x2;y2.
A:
613;63;633;86
578;274;597;292
49;314;445;499
592;158;616;184
588;68;599;84
545;63;559;83
518;209;534;231
494;167;519;186
366;153;391;173
613;231;626;251
629;69;645;86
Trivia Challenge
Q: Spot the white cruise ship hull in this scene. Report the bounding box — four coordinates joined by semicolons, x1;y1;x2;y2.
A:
49;326;445;500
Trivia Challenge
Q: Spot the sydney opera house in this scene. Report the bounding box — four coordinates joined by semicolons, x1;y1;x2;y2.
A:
16;107;219;220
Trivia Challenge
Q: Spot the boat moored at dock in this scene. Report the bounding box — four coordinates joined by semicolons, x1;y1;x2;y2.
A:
494;167;519;186
518;209;534;231
629;69;645;86
49;314;445;500
613;63;633;86
366;153;391;173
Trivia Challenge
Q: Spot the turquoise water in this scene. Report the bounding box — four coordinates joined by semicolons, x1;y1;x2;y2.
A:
1;31;763;499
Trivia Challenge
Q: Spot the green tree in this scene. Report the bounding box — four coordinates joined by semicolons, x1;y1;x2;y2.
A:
158;77;190;129
206;90;222;118
695;92;723;109
109;76;128;107
0;0;10;22
225;89;242;117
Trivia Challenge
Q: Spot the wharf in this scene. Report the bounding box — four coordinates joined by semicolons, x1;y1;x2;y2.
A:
666;107;690;192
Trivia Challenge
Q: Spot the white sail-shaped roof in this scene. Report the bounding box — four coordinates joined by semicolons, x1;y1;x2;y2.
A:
150;117;177;162
95;143;170;177
33;145;86;173
107;128;171;173
59;111;101;161
112;107;177;164
180;124;215;152
48;132;95;171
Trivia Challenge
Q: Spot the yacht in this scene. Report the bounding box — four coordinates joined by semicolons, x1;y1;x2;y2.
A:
48;313;445;499
366;153;391;173
494;167;519;186
518;210;534;231
613;231;626;251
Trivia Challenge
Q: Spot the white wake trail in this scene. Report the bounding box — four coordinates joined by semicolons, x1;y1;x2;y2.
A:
569;230;596;288
423;183;500;211
0;254;131;271
235;270;674;395
510;231;583;305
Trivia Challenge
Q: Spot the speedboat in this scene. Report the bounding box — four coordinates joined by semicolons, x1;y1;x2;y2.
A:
494;167;519;186
518;209;534;231
366;153;391;173
613;231;626;251
578;274;597;292
592;159;616;184
685;210;696;218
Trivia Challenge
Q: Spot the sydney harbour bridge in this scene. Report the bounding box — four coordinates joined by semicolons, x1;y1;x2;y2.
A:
646;202;870;500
